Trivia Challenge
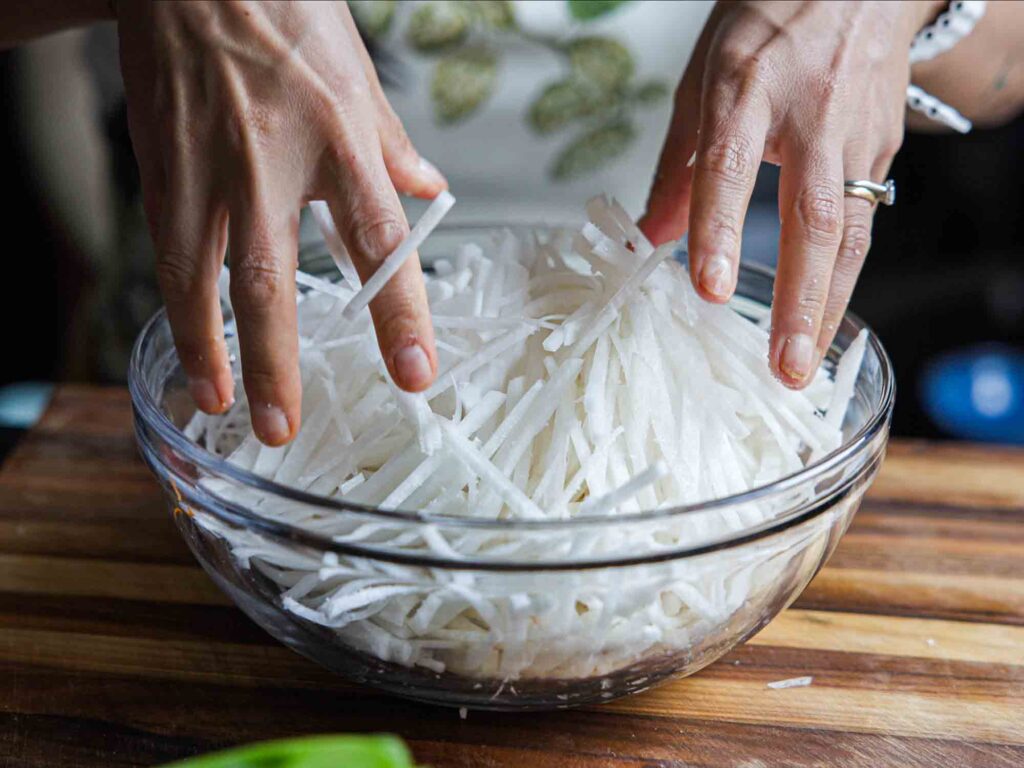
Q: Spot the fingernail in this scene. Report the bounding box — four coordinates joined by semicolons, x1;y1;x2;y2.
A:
418;157;446;188
686;151;697;168
394;344;433;391
253;403;291;445
780;333;816;384
699;255;733;299
188;378;222;413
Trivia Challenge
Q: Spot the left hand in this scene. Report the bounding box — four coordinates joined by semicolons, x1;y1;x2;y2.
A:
116;1;447;446
640;1;939;387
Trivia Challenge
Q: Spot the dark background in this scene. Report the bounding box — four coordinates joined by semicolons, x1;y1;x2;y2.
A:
1;42;1022;447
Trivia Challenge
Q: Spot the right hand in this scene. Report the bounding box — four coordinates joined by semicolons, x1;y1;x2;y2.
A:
117;1;447;445
640;1;931;388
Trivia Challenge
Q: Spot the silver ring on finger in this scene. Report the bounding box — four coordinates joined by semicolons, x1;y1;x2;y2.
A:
843;179;896;207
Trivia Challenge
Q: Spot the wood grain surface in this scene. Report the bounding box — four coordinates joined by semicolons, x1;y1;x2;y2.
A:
1;385;1022;767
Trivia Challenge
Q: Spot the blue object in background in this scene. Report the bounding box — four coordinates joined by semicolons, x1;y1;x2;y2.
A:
0;382;54;429
921;345;1024;445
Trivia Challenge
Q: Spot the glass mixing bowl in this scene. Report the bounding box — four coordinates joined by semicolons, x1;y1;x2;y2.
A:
128;227;894;711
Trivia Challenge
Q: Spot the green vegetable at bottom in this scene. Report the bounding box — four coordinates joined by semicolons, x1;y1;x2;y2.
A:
163;734;419;768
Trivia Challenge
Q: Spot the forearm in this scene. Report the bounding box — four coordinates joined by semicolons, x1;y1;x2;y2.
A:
0;0;112;50
910;0;1024;129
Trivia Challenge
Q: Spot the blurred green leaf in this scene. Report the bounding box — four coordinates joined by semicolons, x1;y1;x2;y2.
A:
468;0;516;29
633;79;669;105
552;119;635;180
407;1;470;51
566;0;631;21
163;735;417;768
431;47;498;123
567;36;634;92
348;0;397;37
528;79;611;133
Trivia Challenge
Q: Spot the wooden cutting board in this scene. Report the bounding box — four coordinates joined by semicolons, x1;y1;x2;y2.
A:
1;385;1022;767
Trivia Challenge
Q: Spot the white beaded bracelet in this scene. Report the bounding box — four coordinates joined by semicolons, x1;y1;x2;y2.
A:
906;0;987;134
909;0;987;65
906;84;972;134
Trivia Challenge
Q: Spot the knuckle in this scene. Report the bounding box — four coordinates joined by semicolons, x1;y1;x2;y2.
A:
350;211;408;264
320;128;374;180
699;134;758;184
715;40;757;78
712;40;746;73
321;132;356;172
715;40;773;91
839;217;873;264
155;251;202;300
231;251;285;307
795;290;827;320
796;183;843;240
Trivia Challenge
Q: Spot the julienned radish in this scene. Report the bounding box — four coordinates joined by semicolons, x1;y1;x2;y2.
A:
182;194;867;680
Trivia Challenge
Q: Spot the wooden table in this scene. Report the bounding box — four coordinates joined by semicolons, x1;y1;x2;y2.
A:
1;386;1022;767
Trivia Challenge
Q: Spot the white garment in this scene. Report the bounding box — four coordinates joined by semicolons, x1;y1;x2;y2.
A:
375;0;714;225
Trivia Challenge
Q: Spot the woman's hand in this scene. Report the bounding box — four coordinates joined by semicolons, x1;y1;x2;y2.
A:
640;1;939;387
117;1;447;444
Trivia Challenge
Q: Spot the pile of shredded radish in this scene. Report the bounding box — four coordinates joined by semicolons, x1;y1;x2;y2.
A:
185;194;868;682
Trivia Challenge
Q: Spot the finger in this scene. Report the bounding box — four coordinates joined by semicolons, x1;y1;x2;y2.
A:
684;74;770;304
637;74;701;246
323;143;438;393
154;165;234;415
638;4;726;246
770;139;845;389
378;99;448;199
338;4;447;199
228;194;302;446
817;156;877;358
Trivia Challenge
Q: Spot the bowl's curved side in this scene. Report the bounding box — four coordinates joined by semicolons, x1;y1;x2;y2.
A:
140;436;880;709
128;228;894;709
127;257;895;568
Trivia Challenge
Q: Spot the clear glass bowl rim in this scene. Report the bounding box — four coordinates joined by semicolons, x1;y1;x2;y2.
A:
128;257;894;557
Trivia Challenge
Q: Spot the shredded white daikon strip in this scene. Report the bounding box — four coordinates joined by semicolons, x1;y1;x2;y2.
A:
308;201;361;288
342;190;456;320
579;461;670;517
767;676;814;690
825;328;868;430
294;269;354;302
186;195;869;685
